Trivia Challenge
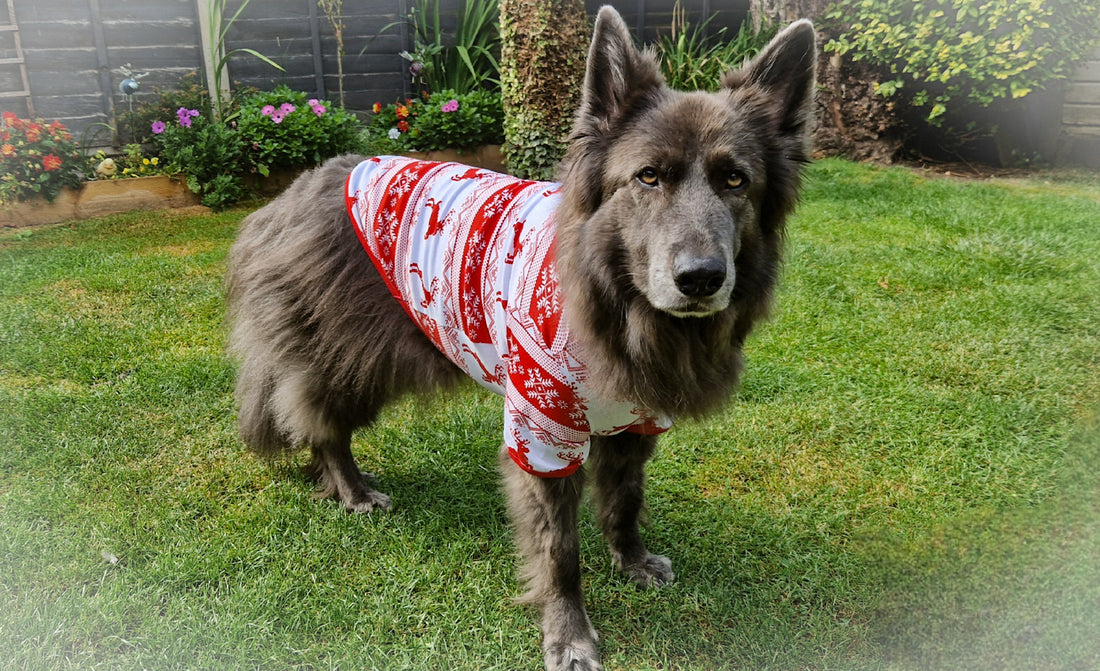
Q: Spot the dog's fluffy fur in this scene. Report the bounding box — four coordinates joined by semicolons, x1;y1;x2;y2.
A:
226;7;815;670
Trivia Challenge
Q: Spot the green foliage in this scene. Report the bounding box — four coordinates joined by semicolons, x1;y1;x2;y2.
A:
655;4;777;91
364;90;503;154
0;113;85;204
402;0;501;94
500;110;564;181
825;0;1100;122
151;110;244;210
236;86;361;173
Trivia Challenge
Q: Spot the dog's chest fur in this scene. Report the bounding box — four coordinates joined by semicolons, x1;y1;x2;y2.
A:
346;156;670;478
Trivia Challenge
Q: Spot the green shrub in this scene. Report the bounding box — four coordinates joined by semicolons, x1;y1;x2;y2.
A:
825;0;1100;122
151;108;244;210
0;113;85;204
236;86;362;173
363;90;503;154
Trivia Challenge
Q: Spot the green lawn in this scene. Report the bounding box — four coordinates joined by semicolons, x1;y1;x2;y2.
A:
1;159;1098;670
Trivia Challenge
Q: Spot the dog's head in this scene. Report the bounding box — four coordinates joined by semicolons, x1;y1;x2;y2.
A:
558;6;816;320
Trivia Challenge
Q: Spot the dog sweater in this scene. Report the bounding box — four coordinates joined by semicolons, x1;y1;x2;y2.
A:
345;156;670;478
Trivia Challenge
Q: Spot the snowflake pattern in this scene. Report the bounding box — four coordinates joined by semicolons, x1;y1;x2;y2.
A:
346;156;672;477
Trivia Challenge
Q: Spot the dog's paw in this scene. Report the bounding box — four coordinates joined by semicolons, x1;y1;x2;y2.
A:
622;553;675;588
543;638;602;671
343;489;392;513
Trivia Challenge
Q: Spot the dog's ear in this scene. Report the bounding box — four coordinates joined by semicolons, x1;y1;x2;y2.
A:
723;20;816;135
576;6;664;135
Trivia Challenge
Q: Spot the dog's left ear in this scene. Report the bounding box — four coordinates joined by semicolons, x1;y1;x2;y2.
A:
575;6;664;137
724;20;817;136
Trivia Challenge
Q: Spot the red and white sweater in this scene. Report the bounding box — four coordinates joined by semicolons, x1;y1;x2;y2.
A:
346;156;670;477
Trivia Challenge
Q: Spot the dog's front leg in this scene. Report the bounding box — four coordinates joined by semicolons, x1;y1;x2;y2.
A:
499;449;601;671
589;433;675;587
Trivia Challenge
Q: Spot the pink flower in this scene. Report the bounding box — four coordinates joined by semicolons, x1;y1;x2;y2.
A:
271;111;285;124
261;105;275;116
311;104;326;116
279;102;296;115
151;120;166;134
441;99;459;113
307;99;319;107
179;116;193;128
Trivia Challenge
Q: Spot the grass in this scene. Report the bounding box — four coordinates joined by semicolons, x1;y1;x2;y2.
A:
1;159;1098;670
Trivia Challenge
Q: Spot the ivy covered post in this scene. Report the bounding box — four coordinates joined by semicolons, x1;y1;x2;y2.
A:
499;0;588;180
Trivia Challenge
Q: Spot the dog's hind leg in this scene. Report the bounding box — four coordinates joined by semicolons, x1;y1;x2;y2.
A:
499;449;602;671
308;432;392;513
589;433;675;587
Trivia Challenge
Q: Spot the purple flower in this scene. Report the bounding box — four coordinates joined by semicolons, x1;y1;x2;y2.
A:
151;120;166;134
441;99;459;113
409;61;423;77
261;105;275;116
176;107;199;127
279;102;296;115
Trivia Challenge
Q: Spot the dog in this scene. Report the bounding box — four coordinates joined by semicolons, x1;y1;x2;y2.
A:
226;7;815;670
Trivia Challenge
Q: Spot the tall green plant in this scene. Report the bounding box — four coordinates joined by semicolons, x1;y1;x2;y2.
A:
203;0;284;120
656;2;777;91
402;0;501;94
825;0;1100;122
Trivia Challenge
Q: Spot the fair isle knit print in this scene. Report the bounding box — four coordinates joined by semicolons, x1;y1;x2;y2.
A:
345;156;671;477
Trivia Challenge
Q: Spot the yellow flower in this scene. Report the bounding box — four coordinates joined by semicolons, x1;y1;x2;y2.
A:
142;158;150;165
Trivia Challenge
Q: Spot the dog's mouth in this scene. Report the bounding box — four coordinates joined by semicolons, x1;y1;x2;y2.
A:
661;294;731;319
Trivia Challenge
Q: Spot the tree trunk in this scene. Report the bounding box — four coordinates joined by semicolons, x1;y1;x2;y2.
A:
499;0;588;180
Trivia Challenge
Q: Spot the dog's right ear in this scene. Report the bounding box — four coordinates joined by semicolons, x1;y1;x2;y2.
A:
575;6;664;137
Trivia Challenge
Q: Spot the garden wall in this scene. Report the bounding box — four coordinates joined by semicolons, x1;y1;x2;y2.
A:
3;0;747;150
1061;47;1100;168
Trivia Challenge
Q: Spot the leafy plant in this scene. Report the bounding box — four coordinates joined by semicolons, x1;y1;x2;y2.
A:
655;2;777;91
0;113;84;204
402;0;501;94
203;0;284;120
364;90;503;154
150;108;244;210
825;0;1100;122
235;86;362;174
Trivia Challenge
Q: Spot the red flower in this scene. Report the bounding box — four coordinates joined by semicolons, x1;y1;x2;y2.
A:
1;143;14;157
1;111;17;127
372;102;382;114
42;154;63;171
395;104;409;120
25;124;41;142
397;120;409;133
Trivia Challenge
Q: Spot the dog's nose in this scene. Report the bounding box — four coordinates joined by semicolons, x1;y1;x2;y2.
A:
673;254;726;298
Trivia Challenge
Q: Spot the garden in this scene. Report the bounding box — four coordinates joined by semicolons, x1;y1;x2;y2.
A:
2;0;1099;669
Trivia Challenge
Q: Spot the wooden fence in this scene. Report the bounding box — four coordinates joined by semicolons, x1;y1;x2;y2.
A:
1061;48;1100;167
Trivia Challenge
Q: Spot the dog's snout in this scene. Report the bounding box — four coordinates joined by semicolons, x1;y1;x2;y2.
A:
673;254;727;298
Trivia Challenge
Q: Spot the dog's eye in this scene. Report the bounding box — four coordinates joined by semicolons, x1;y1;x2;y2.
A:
726;171;748;190
636;167;659;187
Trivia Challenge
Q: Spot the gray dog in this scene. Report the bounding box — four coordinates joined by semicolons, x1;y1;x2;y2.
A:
226;7;815;669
